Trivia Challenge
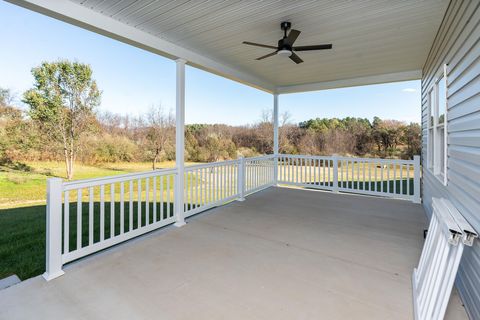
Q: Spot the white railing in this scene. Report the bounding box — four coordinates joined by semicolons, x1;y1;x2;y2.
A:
278;154;421;202
412;198;477;320
183;159;240;218
245;155;276;194
43;168;177;280
43;153;420;280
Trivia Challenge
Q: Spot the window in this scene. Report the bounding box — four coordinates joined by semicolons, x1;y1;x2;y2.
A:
427;64;448;185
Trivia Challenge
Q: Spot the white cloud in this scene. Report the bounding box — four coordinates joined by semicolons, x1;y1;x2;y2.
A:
402;88;417;93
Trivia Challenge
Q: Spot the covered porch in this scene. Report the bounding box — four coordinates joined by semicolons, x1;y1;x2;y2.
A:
3;1;476;319
0;187;467;319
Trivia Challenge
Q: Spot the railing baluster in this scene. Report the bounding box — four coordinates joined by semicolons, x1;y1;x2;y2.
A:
160;176;164;219
328;159;331;187
166;175;171;218
152;177;156;222
183;172;187;212
203;168;207;205
129;181;133;231
223;165;227;199
352;160;355;190
381;164;384;193
120;182;125;233
100;185;105;241
400;164;403;196
387;164;390;194
110;183;115;237
77;189;82;249
296;158;300;184
368;162;372;191
64;191;69;253
189;170;192;209
323;159;326;186
145;178;150;225
363;161;366;190
216;166;220;201
407;164;411;196
89;187;94;245
196;169;200;207
394;164;397;194
346;161;349;189
137;179;141;228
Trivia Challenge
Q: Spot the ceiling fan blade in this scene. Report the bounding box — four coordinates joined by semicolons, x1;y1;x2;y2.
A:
289;52;303;64
256;51;278;60
294;44;332;51
285;29;301;46
242;41;277;49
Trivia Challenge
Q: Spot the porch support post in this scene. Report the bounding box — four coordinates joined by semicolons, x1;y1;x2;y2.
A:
413;155;421;204
174;58;186;227
273;93;279;185
43;178;65;281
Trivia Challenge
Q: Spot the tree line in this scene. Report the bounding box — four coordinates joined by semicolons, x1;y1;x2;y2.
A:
0;60;421;179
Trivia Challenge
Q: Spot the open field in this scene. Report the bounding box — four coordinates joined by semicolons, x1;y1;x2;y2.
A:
0;161;193;209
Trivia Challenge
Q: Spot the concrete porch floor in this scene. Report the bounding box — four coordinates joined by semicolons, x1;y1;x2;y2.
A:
0;187;468;319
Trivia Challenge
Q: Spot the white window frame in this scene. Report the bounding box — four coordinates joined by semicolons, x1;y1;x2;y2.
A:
427;64;448;186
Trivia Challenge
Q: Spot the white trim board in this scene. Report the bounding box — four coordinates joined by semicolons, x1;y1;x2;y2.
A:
276;70;422;94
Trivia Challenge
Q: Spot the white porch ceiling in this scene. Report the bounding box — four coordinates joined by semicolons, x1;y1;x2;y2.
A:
8;0;449;93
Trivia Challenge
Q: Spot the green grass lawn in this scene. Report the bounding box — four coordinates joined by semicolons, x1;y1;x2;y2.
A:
0;205;47;280
0;161;183;209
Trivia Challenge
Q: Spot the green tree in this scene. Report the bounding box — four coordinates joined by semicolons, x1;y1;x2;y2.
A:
23;60;101;179
401;123;422;159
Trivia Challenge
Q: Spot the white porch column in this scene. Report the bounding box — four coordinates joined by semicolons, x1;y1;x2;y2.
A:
273;93;279;184
174;58;186;227
43;178;65;281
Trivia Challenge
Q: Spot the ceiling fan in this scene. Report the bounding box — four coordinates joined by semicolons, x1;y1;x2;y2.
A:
242;21;332;64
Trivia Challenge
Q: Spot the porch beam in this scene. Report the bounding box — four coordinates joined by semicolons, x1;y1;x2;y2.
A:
174;59;186;227
275;70;422;94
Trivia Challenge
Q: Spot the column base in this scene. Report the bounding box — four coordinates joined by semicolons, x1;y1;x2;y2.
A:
174;220;186;227
42;270;65;281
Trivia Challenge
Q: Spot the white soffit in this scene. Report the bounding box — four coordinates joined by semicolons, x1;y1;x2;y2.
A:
8;0;449;94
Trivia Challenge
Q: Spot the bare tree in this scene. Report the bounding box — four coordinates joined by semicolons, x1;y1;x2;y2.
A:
144;105;175;170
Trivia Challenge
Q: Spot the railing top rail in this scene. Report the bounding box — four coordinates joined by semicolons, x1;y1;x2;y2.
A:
335;156;415;164
278;154;333;160
245;154;276;161
63;167;177;191
278;153;416;165
184;159;240;170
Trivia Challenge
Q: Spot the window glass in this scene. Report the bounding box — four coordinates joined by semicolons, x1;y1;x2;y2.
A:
428;128;434;169
438;77;446;124
438;127;445;175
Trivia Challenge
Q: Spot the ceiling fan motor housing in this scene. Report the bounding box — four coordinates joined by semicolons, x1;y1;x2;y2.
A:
281;21;291;31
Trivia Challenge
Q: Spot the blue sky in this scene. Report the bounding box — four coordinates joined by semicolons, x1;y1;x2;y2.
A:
0;1;421;125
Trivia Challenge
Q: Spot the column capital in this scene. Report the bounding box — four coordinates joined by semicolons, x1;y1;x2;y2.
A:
175;58;187;65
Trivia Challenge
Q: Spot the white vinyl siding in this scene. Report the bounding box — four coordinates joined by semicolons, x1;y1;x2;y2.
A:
421;1;480;319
